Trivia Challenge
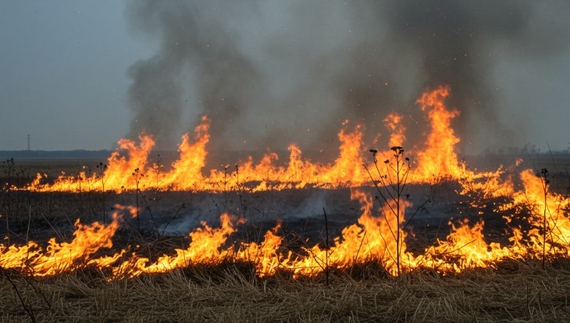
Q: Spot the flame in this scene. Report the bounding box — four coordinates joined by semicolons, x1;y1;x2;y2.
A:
4;175;570;278
160;115;211;190
0;205;135;277
238;221;287;277
7;86;570;280
28;87;477;193
511;169;570;257
421;219;512;273
383;112;406;149
411;86;464;181
113;213;240;277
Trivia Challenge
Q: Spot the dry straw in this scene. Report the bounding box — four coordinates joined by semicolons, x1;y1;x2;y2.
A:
2;259;570;322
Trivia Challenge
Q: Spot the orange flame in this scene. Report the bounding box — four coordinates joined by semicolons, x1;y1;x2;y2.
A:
0;206;135;276
412;86;464;181
512;169;570;257
28;86;478;193
8;86;570;279
383;112;406;148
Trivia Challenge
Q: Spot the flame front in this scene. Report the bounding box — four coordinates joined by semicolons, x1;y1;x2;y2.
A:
5;86;570;279
283;189;413;277
0;205;135;277
27;87;473;193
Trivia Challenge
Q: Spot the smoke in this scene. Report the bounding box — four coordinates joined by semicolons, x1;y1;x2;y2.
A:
157;190;347;237
125;0;570;155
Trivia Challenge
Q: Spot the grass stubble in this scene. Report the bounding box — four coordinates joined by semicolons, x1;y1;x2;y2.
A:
1;259;570;323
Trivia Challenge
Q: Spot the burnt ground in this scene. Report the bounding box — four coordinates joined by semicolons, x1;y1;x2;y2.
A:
3;153;570;260
0;179;533;259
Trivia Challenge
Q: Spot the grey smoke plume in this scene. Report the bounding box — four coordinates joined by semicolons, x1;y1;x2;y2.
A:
125;0;570;155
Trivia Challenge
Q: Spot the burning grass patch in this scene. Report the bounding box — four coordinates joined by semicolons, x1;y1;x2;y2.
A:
3;86;570;321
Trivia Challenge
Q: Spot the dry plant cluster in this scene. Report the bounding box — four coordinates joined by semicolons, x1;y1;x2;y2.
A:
2;259;570;322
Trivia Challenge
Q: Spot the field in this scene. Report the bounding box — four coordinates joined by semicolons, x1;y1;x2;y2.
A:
1;153;570;322
2;260;570;322
1;90;569;322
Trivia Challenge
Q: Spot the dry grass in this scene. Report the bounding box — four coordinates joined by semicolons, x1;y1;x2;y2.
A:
2;259;570;323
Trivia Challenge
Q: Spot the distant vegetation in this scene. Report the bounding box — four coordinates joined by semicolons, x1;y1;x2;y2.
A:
0;150;112;160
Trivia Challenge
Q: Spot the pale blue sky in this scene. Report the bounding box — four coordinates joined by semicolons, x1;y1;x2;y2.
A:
0;1;152;150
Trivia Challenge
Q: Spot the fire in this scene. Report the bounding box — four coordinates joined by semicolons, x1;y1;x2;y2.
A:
421;219;513;273
112;214;287;279
383;112;406;149
27;87;475;193
237;222;286;277
113;213;240;277
4;86;570;280
0;205;135;277
160;115;211;190
285;189;414;277
511;169;570;258
411;86;464;181
4;175;570;278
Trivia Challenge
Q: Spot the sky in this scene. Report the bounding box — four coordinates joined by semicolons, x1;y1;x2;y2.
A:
0;1;569;154
0;1;151;151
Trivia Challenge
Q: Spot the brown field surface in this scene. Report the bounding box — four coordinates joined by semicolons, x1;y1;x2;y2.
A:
2;261;570;322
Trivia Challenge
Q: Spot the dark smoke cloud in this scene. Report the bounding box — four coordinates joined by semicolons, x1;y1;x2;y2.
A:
125;0;570;155
125;2;261;149
378;0;547;151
